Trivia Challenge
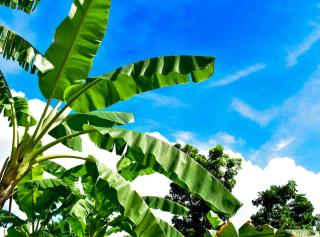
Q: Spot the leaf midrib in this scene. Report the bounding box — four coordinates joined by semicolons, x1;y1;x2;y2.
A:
50;0;97;99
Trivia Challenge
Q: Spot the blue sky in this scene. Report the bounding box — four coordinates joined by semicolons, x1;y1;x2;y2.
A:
1;0;320;171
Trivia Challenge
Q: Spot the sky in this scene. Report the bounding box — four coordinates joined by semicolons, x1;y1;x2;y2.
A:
1;0;320;231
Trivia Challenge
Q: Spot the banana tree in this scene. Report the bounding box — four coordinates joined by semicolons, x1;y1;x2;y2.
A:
0;0;241;236
1;159;193;236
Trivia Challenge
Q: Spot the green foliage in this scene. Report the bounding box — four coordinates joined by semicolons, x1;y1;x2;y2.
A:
250;180;320;231
167;144;242;236
4;159;190;236
142;196;190;217
0;0;40;13
39;0;111;100
85;126;242;218
0;0;243;236
65;56;214;112
0;25;53;74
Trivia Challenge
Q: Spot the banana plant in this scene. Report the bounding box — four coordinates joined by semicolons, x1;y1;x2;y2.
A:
0;0;241;236
1;159;191;236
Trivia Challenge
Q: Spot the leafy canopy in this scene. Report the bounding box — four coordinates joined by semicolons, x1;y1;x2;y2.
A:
0;0;242;236
250;180;320;230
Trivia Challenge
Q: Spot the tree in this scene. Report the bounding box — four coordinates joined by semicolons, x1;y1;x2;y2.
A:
167;144;242;236
0;0;241;236
250;180;320;231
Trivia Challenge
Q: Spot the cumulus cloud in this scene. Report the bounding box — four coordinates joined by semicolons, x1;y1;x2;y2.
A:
231;98;279;126
208;63;266;87
286;24;320;67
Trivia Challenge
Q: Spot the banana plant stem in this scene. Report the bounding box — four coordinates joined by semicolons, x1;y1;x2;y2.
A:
34;154;88;164
31;129;96;160
32;78;102;146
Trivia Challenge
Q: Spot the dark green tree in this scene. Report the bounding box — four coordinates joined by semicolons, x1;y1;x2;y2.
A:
251;180;320;230
167;144;242;236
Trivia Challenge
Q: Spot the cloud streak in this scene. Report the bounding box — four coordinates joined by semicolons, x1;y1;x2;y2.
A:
139;92;184;108
208;63;266;87
249;65;320;164
286;25;320;67
231;98;278;126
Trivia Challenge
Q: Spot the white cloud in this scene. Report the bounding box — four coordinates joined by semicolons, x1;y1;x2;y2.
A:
10;89;25;97
274;137;295;152
208;63;266;87
231;98;278;126
139;92;184;108
174;130;195;143
208;132;245;147
286;24;320;67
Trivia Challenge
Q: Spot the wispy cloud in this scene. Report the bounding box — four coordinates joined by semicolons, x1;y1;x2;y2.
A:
286;25;320;67
249;65;320;164
231;98;278;126
208;63;266;87
139;92;184;108
274;137;296;152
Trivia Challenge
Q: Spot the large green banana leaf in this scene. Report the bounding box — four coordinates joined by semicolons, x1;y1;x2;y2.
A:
65;55;214;112
14;164;44;220
158;219;184;237
216;222;238;237
142;196;189;217
48;111;134;151
67;199;94;237
0;25;53;74
1;70;37;127
117;157;155;181
40;160;66;177
43;161;168;236
84;125;241;218
0;0;40;13
239;222;275;237
0;210;26;227
39;0;111;100
93;158;169;237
